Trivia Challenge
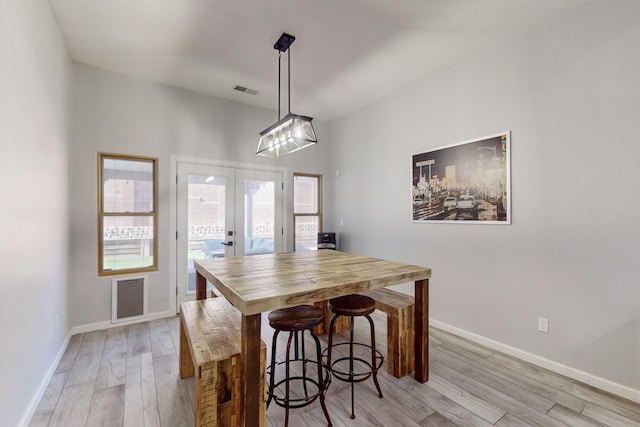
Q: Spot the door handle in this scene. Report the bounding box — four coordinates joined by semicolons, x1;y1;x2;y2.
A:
221;241;234;246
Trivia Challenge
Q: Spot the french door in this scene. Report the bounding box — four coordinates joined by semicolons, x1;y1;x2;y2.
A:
176;163;283;308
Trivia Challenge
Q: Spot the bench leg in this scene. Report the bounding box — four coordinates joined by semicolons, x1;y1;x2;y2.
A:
313;300;350;335
179;317;195;379
385;305;415;378
196;364;218;427
402;305;415;377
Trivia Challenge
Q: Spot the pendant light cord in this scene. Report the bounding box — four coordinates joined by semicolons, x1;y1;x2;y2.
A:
277;51;281;120
275;36;293;120
288;48;291;115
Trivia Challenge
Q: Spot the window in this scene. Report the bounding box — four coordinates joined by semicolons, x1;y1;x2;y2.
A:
98;153;158;276
293;173;322;251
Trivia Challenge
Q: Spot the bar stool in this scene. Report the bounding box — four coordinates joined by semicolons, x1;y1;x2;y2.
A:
324;294;384;419
267;305;332;427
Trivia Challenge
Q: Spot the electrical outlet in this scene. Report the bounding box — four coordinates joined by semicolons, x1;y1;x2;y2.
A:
537;317;549;333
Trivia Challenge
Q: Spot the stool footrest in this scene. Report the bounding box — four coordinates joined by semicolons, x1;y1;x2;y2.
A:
322;343;384;384
266;359;331;409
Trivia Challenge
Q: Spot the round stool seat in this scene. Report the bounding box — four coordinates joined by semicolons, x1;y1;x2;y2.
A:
328;294;375;317
268;305;324;331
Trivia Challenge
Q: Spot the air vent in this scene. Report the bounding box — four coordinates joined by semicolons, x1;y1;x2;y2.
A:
234;85;258;95
112;275;148;323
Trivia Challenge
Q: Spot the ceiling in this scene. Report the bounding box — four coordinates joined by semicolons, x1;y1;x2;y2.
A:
50;0;590;121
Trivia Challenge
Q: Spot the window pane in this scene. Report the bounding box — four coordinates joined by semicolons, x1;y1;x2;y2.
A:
103;157;154;212
102;215;154;272
294;175;318;214
295;216;319;251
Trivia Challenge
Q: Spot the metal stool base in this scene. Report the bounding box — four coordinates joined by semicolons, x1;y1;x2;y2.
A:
323;342;384;384
267;359;331;409
267;327;332;426
325;311;384;419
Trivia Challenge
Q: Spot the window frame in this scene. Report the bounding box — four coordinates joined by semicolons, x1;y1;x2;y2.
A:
293;173;323;251
98;153;158;276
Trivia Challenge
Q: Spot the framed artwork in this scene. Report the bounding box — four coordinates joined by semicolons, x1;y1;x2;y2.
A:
412;131;511;224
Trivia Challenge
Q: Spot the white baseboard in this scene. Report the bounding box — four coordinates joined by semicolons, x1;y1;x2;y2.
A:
430;319;640;404
18;331;72;427
70;310;175;335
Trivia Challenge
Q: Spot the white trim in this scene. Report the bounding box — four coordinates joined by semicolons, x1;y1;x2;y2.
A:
430;319;640;404
71;310;175;335
19;332;72;427
169;154;288;174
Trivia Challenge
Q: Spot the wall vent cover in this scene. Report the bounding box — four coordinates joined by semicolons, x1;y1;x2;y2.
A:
112;275;148;323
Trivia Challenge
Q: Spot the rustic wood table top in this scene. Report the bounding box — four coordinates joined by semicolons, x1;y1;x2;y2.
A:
194;250;431;315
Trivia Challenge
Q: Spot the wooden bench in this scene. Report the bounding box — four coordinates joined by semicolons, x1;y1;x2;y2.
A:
358;288;415;378
180;297;266;427
312;299;350;335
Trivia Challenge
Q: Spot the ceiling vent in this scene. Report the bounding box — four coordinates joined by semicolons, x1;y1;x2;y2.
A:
234;85;258;95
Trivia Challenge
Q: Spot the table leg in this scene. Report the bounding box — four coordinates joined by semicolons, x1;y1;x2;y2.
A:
241;313;263;427
414;278;429;382
196;270;207;300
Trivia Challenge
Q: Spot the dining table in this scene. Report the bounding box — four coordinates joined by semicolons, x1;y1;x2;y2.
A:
194;249;431;427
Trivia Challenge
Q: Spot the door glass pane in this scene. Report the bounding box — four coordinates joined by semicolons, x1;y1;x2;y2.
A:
244;179;275;256
187;174;226;292
294;216;319;251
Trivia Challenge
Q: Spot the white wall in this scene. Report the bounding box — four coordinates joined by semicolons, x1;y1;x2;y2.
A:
329;0;640;398
0;1;72;426
70;64;332;328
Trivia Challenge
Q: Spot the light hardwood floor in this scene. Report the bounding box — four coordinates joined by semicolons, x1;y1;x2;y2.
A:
29;311;640;427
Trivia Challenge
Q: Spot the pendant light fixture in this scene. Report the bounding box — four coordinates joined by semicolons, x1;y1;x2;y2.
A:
256;33;317;158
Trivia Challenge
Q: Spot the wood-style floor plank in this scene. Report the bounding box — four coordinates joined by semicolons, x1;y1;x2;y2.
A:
55;334;84;374
152;353;194;427
123;352;160;427
64;330;106;388
85;384;125;427
432;350;557;415
95;329;127;391
437;338;587;413
489;352;640;423
47;382;94;427
493;413;534;427
421;412;465;427
149;318;176;358
29;313;640;427
127;322;151;357
425;374;506;424
548;404;607;427
581;403;640;427
28;372;68;427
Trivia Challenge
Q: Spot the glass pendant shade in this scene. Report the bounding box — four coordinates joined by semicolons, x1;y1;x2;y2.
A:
256;113;317;158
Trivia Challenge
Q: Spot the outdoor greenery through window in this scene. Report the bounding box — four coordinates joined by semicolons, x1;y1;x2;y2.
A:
99;153;158;276
293;173;322;251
